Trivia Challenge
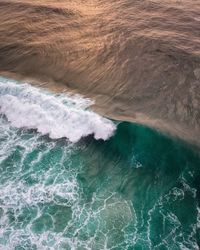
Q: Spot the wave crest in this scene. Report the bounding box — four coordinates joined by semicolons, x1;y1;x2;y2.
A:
0;78;116;142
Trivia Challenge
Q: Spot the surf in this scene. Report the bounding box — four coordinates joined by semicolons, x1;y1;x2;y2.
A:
0;78;200;249
0;77;116;143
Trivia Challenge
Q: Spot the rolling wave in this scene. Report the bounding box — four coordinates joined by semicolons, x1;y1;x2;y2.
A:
0;77;116;142
0;0;200;144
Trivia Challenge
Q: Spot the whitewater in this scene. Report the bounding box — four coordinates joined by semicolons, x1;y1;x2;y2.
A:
0;77;116;142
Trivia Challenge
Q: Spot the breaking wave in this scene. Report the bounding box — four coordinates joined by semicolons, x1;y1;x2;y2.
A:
0;77;116;143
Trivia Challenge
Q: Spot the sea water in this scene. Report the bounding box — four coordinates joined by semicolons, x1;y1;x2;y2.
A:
0;77;200;250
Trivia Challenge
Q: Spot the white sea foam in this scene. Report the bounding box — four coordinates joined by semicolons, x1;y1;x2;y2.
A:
0;77;116;143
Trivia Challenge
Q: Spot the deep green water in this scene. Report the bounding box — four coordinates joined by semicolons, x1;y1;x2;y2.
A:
0;78;200;249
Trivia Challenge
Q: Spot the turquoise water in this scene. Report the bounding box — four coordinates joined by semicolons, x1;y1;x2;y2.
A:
0;78;200;249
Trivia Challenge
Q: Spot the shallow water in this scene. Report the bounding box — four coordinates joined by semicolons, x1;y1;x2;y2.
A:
0;78;200;249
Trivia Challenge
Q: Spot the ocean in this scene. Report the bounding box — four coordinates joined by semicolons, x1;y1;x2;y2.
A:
0;0;200;249
0;77;200;249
